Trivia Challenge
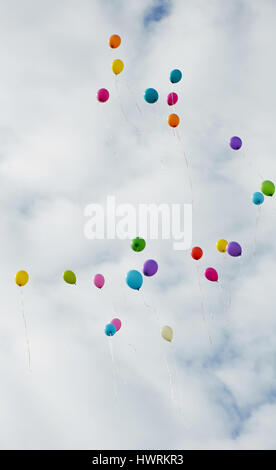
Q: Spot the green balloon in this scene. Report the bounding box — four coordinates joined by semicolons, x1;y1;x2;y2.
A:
63;270;76;284
131;237;146;252
261;180;275;197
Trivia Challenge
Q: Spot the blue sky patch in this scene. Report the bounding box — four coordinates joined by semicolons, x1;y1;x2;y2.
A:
144;0;171;26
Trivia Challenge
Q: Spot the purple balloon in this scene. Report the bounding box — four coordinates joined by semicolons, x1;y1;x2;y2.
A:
227;241;242;257
230;136;242;150
143;259;158;277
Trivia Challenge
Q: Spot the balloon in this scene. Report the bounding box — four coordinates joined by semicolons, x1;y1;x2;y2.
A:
161;325;173;342
216;239;228;253
143;259;158;277
126;270;143;290
112;59;124;75
230;136;242;150
252;192;264;205
97;88;109;103
105;323;116;336
168;113;180;128
144;88;159;104
205;267;218;282
94;273;105;289
111;318;121;332
227;241;242;257
63;270;76;285
167;92;178;106
109;34;121;49
170;69;182;83
261;180;275;197
131;237;146;252
191;246;203;260
15;270;29;287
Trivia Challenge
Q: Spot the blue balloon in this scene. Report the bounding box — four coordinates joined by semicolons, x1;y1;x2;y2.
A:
144;88;159;104
105;323;116;336
252;191;264;205
126;270;143;290
170;69;182;83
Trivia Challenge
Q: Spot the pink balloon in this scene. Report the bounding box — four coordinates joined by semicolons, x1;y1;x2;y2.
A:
97;88;109;103
94;273;105;289
111;318;121;332
205;267;218;282
167;92;178;106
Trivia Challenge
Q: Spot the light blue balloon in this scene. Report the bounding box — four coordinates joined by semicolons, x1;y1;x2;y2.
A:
126;270;143;290
105;323;116;336
252;191;264;205
170;69;182;83
144;88;159;104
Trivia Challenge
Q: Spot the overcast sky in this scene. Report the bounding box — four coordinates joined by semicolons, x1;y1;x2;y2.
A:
0;0;276;450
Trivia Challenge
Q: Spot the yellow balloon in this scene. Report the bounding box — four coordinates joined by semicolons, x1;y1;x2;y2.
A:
216;239;228;253
15;270;29;287
161;325;173;342
112;59;124;75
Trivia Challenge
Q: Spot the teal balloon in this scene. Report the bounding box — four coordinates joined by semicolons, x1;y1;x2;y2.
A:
105;323;116;336
126;270;143;290
144;88;159;104
170;69;182;83
252;192;264;205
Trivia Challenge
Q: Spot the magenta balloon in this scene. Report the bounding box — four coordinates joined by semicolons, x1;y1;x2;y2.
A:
205;267;218;282
111;318;121;332
97;88;109;103
167;92;178;106
94;273;105;289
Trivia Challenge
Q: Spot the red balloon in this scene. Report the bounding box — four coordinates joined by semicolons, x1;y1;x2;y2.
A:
191;246;203;260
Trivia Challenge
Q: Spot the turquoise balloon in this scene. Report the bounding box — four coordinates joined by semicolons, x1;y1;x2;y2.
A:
126;270;143;290
105;323;116;336
252;192;264;205
144;88;159;104
170;69;182;83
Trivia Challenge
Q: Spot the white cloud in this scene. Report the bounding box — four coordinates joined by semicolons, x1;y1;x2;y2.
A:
0;0;275;450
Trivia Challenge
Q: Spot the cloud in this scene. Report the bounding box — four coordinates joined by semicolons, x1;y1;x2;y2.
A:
144;0;171;27
0;0;275;450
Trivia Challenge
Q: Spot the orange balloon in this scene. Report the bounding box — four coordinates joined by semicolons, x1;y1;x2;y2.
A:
168;113;180;128
109;34;121;49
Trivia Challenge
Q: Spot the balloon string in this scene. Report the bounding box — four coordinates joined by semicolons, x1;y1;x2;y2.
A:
217;281;228;317
253;206;261;260
164;348;175;405
223;253;232;317
127;343;137;353
122;292;137;353
175;130;194;205
223;254;231;308
141;292;160;323
114;77;140;134
20;289;31;371
169;343;184;416
241;151;264;180
196;263;212;345
101;287;116;316
108;337;118;400
124;80;143;115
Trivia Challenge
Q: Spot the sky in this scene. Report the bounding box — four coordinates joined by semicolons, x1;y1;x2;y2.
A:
0;0;276;450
